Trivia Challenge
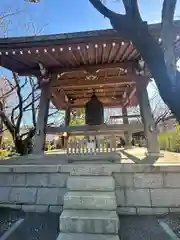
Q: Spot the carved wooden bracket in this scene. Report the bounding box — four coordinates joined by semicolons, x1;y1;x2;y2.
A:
38;62;51;86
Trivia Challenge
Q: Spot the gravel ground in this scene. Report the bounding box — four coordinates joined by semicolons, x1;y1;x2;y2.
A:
7;212;59;240
161;214;180;238
1;208;180;240
0;208;24;237
119;216;171;240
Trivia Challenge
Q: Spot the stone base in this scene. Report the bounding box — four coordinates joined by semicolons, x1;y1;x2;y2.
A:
124;145;133;150
145;152;164;157
57;233;120;240
67;152;121;163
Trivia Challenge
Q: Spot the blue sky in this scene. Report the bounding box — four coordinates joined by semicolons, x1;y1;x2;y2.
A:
1;0;180;37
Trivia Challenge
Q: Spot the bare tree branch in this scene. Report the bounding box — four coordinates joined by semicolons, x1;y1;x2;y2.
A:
0;103;15;139
48;110;59;118
0;9;22;21
23;95;40;112
29;76;36;127
12;73;23;131
122;0;142;20
89;0;119;18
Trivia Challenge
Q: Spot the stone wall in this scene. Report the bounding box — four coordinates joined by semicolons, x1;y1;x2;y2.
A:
0;164;180;215
0;165;68;213
114;164;180;215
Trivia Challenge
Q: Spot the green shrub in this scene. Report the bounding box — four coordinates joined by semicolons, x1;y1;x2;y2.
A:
158;125;180;152
0;149;9;159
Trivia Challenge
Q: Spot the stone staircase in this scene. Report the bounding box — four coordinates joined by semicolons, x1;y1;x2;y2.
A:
57;174;120;240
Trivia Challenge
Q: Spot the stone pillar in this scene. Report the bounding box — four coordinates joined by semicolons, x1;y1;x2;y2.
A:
32;83;51;154
136;81;160;156
122;106;132;148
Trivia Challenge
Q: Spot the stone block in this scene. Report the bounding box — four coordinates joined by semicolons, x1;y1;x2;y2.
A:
0;166;12;173
134;173;163;188
0;174;26;186
64;191;117;210
169;208;180;213
151;189;180;207
0;187;11;203
159;166;180;172
12;174;26;186
9;187;37;204
36;188;66;205
13;165;59;173
117;207;136;215
26;174;48;187
37;188;58;205
0;174;12;186
123;164;156;173
115;189;125;206
126;189;151;207
60;165;113;176
60;210;119;234
164;173;180;187
136;207;169;215
49;173;68;187
49;205;63;213
0;204;22;210
67;176;115;191
114;173;133;187
57;233;120;240
22;204;48;213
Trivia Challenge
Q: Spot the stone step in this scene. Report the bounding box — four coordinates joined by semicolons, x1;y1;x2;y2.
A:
57;233;120;240
67;176;115;191
60;210;119;234
64;191;117;210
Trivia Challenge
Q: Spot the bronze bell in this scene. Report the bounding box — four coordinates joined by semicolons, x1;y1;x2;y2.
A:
85;94;104;125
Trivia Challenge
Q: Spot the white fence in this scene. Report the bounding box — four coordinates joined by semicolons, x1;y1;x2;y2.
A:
67;136;117;155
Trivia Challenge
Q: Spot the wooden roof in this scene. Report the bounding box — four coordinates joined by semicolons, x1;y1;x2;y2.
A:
0;21;180;109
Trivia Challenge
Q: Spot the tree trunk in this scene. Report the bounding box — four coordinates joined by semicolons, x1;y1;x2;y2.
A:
89;0;180;121
111;19;180;121
14;137;33;155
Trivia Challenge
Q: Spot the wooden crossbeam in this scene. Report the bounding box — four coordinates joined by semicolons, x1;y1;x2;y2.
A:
19;62;135;76
46;123;144;135
52;75;143;89
110;114;141;119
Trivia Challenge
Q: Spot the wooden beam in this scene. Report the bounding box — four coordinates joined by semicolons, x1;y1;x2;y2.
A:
56;87;127;94
51;97;123;109
52;75;144;89
71;102;123;108
46;123;144;135
110;114;141;119
19;61;135;76
54;92;123;98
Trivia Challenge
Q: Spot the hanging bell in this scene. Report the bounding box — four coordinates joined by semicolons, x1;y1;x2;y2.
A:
85;94;104;125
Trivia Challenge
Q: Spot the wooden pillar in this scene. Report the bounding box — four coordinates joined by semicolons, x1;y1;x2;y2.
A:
63;108;71;148
65;108;71;126
136;81;160;156
122;106;132;147
32;83;51;154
